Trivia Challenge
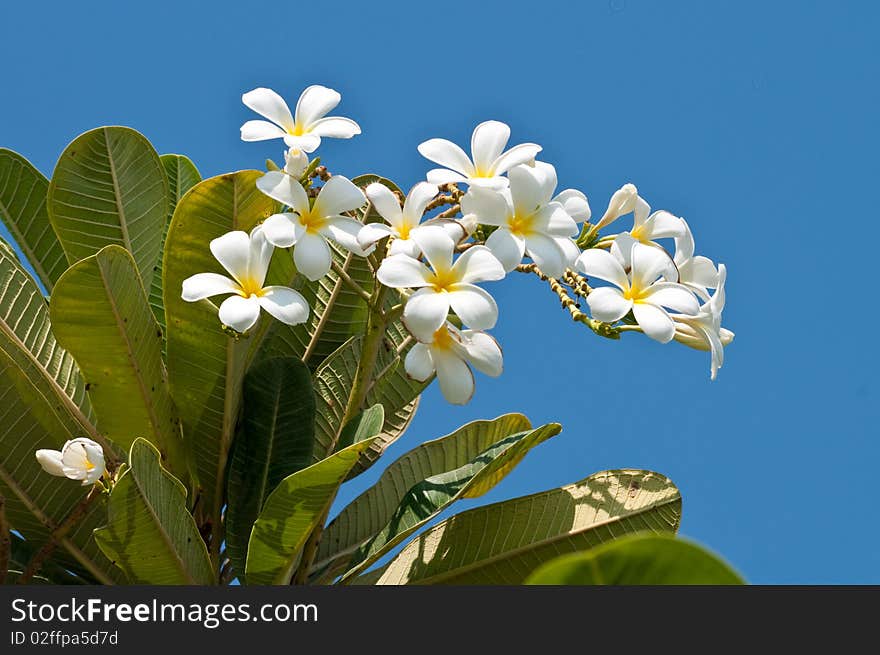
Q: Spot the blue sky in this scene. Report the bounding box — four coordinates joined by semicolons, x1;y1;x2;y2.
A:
2;1;877;583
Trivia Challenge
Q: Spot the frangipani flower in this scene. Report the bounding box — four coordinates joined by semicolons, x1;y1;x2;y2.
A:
672;264;733;379
181;228;309;333
418;120;542;190
256;172;367;281
283;147;309;178
377;226;505;339
628;194;687;243
594;183;639;230
462;162;586;277
673;218;720;300
576;238;699;343
240;85;361;153
358;182;464;258
36;438;106;486
405;322;502;405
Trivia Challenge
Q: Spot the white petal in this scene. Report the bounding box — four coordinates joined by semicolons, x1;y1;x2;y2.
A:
687;256;720;289
388;236;421;259
524;232;566;278
283;148;309;177
322;215;366;253
508;164;546;215
247;227;273;288
673;218;696;265
553;188;591;223
491;143;543;176
643;282;700;314
294;85;341;127
432;348;475;405
426;169;470;186
282;133;321;153
460;330;503;377
218;294;261;332
358;222;396;249
35;449;66;477
632;302;676;343
531;161;559;202
417;139;475;176
420;218;467;244
411;226;455;273
460;187;510;226
452;245;505;283
403;288;450;342
377;254;432;288
257;171;309;214
631;242;676;290
257;286;309;325
533;203;578;237
644;211;686;239
633;196;651;228
240;120;288;142
262;213;301;248
447;283;498;330
485;228;526;273
466;175;510;190
586;287;632;322
404;342;435;381
365;182;403;227
313;176;366;217
555;237;581;269
293;232;333;281
471;120;510;171
611;232;637;270
210;231;251;283
242;88;295;132
182;273;240;301
401;182;439;226
576;248;628;289
309;116;360;138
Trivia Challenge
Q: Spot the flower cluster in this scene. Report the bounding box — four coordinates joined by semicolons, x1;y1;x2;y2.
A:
180;84;734;406
35;438;106;486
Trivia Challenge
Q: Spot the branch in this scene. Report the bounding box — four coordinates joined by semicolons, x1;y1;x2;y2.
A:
303;253;355;364
437;204;460;219
425;194;457;211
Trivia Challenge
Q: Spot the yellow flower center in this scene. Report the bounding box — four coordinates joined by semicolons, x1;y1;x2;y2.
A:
427;268;457;293
622;284;647;303
288;123;306;136
508;211;535;238
432;324;455;350
237;277;265;298
298;210;327;235
85;458;95;471
630;225;649;243
398;222;412;240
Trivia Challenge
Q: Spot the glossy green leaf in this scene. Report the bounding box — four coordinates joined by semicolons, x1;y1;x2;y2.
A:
150;154;200;331
525;533;745;585
47;126;169;285
226;357;316;582
50;245;184;475
370;469;681;585
0;148;67;291
337;404;384;451
95;438;213;584
245;437;377;585
318;414;531;574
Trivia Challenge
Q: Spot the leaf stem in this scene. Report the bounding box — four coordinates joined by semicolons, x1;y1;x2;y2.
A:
330;259;372;303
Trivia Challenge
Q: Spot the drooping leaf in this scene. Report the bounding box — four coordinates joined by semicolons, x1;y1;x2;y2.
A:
369;469;681;585
150;154;200;331
94;438;213;585
318;414;531;574
337;421;562;583
525;533;745;585
47;126;169;286
226;357;316;581
50;245;185;476
163;170;285;525
0;149;67;291
245;437;377;585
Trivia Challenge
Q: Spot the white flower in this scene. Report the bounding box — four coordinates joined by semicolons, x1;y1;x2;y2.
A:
672;218;719;300
36;438;106;486
377;226;505;339
672;264;733;380
240;85;361;153
576;237;699;343
405;322;502;405
461;162;587;277
417;120;542;190
256;172;367;281
628;194;687;243
594;183;639;230
283;148;309;178
181;228;309;333
357;182;464;258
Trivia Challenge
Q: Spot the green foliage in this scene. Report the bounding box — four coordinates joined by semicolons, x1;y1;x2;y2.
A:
95;439;214;584
525;533;744;585
47;127;169;286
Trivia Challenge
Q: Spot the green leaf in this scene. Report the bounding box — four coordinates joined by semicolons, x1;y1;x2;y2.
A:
525;533;745;585
163;170;284;524
371;469;681;585
337;404;384;451
47;126;169;286
318;414;531;574
336;421;561;583
6;532;89;584
0;148;67;291
245;437;377;585
226;357;316;582
95;438;214;584
150;154;200;332
50;245;185;476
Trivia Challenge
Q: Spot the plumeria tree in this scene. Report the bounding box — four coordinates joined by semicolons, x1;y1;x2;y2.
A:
0;84;739;585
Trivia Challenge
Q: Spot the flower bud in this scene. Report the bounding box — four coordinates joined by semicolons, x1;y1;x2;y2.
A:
595;183;638;230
